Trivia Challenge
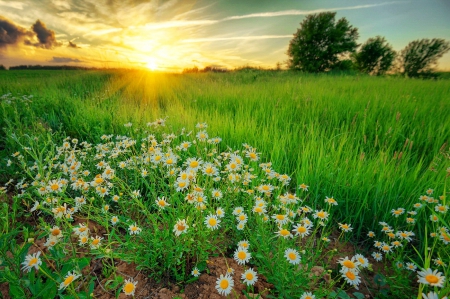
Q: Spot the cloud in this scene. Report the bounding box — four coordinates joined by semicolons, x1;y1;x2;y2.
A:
68;41;80;48
181;35;292;43
0;1;24;10
223;2;408;20
0;16;31;48
50;56;83;63
29;20;61;49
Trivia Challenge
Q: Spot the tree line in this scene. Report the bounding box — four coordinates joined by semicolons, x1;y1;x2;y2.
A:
287;12;450;78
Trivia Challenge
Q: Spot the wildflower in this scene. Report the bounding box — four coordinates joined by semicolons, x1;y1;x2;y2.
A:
241;268;258;285
211;189;223;200
253;205;266;215
433;258;447;267
292;223;311;237
298;183;309;191
233;207;244;215
275;228;292;239
325;196;338;205
192;267;200;277
205;214;221;230
354;254;369;269
50;226;63;239
226;267;234;275
123;279;138;296
430;214;439;222
90;236;103;249
367;231;375;238
257;184;274;195
215;207;225;218
234;247;251;265
196;130;208;141
372;252;383;262
111;216;119;225
422;292;446;299
272;213;290;225
236;222;245;230
313;210;329;221
155;197;170;209
79;235;89;246
47;179;62;193
440;230;450;244
435;204;448;213
413;203;423;208
396;261;404;269
322;236;331;242
391;240;402;248
236;213;248;224
44;236;59;248
21;251;42;272
300;292;316;299
338;256;360;271
406;262;417;272
340;268;361;289
173;219;189;237
426;188;434;195
59;271;81;290
128;223;142;235
237;240;250;250
396;231;414;242
215;274;234;296
417;268;445;287
73;223;89;236
380;243;392;253
391;208;405;217
284;248;301;265
339;223;353;232
406;217;416;224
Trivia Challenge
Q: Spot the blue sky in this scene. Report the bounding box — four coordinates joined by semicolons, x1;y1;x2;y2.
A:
0;0;449;71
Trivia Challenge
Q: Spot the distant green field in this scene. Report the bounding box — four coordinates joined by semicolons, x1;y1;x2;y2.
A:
1;70;449;230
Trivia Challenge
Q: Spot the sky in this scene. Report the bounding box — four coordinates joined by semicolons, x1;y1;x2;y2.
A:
0;0;449;71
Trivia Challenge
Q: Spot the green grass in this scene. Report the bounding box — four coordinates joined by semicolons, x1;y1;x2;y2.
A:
1;70;448;232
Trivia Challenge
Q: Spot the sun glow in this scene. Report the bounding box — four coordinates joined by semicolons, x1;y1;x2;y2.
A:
145;57;158;70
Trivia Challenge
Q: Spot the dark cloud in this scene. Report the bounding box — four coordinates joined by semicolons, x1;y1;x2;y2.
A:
68;41;80;48
30;20;61;49
0;16;31;48
50;56;83;63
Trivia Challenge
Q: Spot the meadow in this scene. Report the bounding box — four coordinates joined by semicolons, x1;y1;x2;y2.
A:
0;69;448;298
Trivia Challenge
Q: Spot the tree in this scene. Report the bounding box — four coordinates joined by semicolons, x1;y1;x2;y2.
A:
287;12;359;72
353;36;396;75
398;38;450;78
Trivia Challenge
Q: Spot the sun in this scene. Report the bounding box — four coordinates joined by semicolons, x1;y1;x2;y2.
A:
145;57;158;70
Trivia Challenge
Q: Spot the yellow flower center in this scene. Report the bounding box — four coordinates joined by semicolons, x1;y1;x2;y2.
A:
298;226;307;233
29;258;38;266
51;184;59;190
237;251;246;260
288;252;297;260
262;185;269;191
220;279;229;289
95;177;103;184
345;271;356;280
190;161;198;168
239;215;246;221
425;274;439;284
249;153;256;159
358;258;365;264
343;260;355;268
255;207;263;213
177;224;185;231
51;229;61;236
178;182;186;188
92;239;100;245
280;229;290;236
205;167;213;174
208;218;217;226
158;200;166;206
245;273;253;280
317;211;325;218
124;282;135;293
276;215;285;220
64;275;74;286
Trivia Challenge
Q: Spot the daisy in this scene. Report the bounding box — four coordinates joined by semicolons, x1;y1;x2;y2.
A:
284;248;301;265
90;236;103;249
236;213;248;224
354;254;369;269
367;231;375;238
380;243;393;253
325;196;338;205
234;247;251;265
128;223;142;235
313;210;329;221
417;268;445;287
236;222;245;230
391;208;405;217
123;279;138;296
78;235;89;246
241;268;258;286
216;274;233;296
59;271;81;290
276;228;292;239
422;292;446;299
111;216;119;225
191;267;200;277
237;240;250;250
216;207;225;218
430;214;439;222
292;223;311;237
173;219;189;237
21;251;42;272
155;197;170;209
435;204;448;213
372;252;383;262
272;213;290;225
233;207;244;215
340;268;361;289
406;262;417;272
300;292;316;299
205;214;221;230
339;223;353;232
433;258;447;267
298;183;309;191
339;256;360;271
226;267;235;275
50;226;63;239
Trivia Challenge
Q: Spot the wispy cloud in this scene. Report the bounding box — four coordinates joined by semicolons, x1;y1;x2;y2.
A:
84;28;123;36
0;1;24;10
142;20;218;30
182;35;292;43
223;2;408;21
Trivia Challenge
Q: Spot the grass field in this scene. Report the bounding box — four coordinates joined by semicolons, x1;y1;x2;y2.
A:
0;70;449;298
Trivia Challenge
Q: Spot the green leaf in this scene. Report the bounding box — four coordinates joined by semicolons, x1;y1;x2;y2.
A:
374;273;387;286
353;292;365;299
